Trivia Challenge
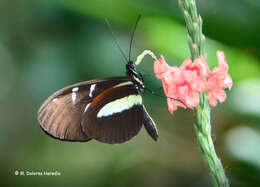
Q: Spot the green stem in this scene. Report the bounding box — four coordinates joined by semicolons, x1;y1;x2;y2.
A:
178;0;229;186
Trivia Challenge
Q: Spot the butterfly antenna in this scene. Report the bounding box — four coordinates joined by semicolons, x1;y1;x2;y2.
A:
129;14;142;62
105;18;128;63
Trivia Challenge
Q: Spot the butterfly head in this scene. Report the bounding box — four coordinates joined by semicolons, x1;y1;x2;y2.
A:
126;60;144;90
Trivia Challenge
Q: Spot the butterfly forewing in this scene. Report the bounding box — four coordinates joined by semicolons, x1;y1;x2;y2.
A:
81;82;144;144
38;77;131;142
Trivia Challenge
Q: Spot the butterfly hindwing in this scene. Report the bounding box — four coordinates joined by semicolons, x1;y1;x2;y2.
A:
38;77;131;142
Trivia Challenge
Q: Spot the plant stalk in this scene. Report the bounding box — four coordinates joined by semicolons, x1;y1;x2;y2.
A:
178;0;229;186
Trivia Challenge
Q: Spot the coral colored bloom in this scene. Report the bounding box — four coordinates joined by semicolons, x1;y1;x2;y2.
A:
207;51;233;107
180;56;209;92
166;68;201;108
154;51;232;113
154;55;171;79
154;56;203;113
180;56;209;78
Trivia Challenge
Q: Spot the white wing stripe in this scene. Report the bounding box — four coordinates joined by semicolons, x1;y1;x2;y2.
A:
89;84;96;97
97;95;142;118
113;81;133;88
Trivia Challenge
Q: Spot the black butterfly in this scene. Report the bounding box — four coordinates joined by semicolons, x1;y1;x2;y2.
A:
37;16;158;144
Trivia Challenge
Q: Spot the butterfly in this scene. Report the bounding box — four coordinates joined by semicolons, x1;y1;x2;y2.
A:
37;15;158;144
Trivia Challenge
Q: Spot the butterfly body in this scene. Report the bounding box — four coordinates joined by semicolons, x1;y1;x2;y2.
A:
38;60;158;144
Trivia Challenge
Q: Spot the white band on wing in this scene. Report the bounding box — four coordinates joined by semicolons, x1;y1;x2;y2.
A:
97;95;142;118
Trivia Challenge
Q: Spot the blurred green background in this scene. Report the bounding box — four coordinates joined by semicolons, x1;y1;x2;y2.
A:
1;0;260;186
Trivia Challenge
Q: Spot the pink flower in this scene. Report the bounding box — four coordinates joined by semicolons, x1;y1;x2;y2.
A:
207;51;233;107
166;68;201;108
180;56;209;92
153;51;232;114
180;56;209;78
154;56;205;114
154;55;171;80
